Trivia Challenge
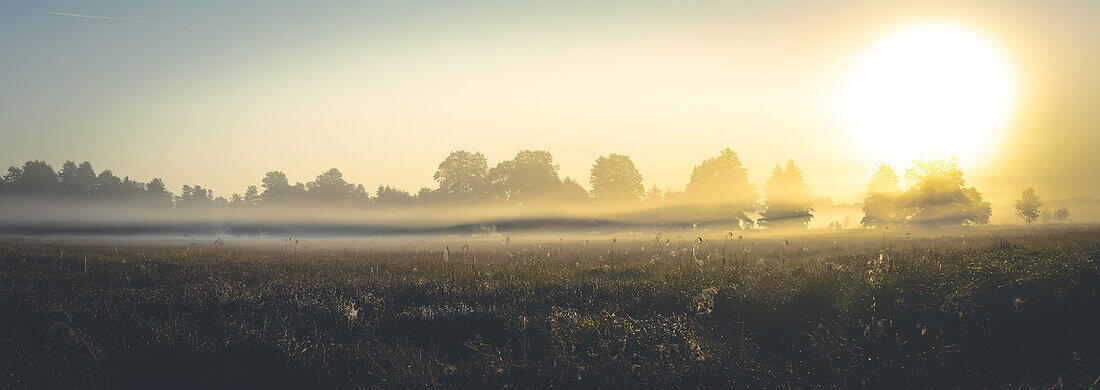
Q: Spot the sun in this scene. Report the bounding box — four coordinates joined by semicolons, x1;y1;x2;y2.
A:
843;22;1017;169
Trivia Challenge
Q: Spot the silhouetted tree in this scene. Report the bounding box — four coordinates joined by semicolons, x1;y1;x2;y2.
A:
1014;187;1042;225
59;161;96;197
177;185;214;207
92;170;123;198
861;165;902;228
353;185;369;202
559;177;590;203
1;160;60;196
290;183;307;199
434;151;489;206
685;149;757;225
112;176;145;200
375;185;417;207
488;150;563;204
306;168;367;203
261;171;305;203
416;187;440;204
261;171;290;193
1054;205;1070;223
589;154;644;203
0;170;10;194
243;185;261;206
145;178;173;204
227;187;257;207
899;159;990;228
760;159;814;229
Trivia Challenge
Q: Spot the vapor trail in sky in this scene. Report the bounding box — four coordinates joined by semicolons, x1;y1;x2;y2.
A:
48;11;304;42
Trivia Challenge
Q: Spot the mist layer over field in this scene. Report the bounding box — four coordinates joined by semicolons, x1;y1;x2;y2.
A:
0;195;870;238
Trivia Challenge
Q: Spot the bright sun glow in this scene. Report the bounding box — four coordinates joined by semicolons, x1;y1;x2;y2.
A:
844;23;1017;169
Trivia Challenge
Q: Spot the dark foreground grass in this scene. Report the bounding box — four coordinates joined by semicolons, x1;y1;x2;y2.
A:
0;227;1098;388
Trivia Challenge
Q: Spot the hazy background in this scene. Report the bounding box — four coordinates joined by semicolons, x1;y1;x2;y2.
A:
1;0;1097;212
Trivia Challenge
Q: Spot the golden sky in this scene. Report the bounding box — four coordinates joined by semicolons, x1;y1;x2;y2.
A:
1;0;1097;206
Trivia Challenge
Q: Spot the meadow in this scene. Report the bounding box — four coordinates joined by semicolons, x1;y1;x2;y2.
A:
0;226;1097;389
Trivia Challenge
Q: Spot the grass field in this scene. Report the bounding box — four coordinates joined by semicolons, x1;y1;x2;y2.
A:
1;226;1098;388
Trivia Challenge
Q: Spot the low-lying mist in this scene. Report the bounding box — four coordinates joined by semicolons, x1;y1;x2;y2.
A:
0;196;864;238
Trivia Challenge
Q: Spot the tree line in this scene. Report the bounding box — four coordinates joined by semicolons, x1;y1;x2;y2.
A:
0;149;1055;229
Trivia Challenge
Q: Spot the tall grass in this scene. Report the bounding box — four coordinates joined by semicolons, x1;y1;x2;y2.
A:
0;226;1097;388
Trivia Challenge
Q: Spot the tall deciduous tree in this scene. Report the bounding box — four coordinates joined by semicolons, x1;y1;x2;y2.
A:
760;159;814;229
488;150;563;204
433;150;489;206
900;159;990;228
375;185;417;207
260;171;305;203
861;165;901;228
1014;187;1042;225
178;185;214;207
1053;205;1070;223
559;177;590;203
145;178;173;204
307;168;367;203
685;149;757;225
589;153;644;203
